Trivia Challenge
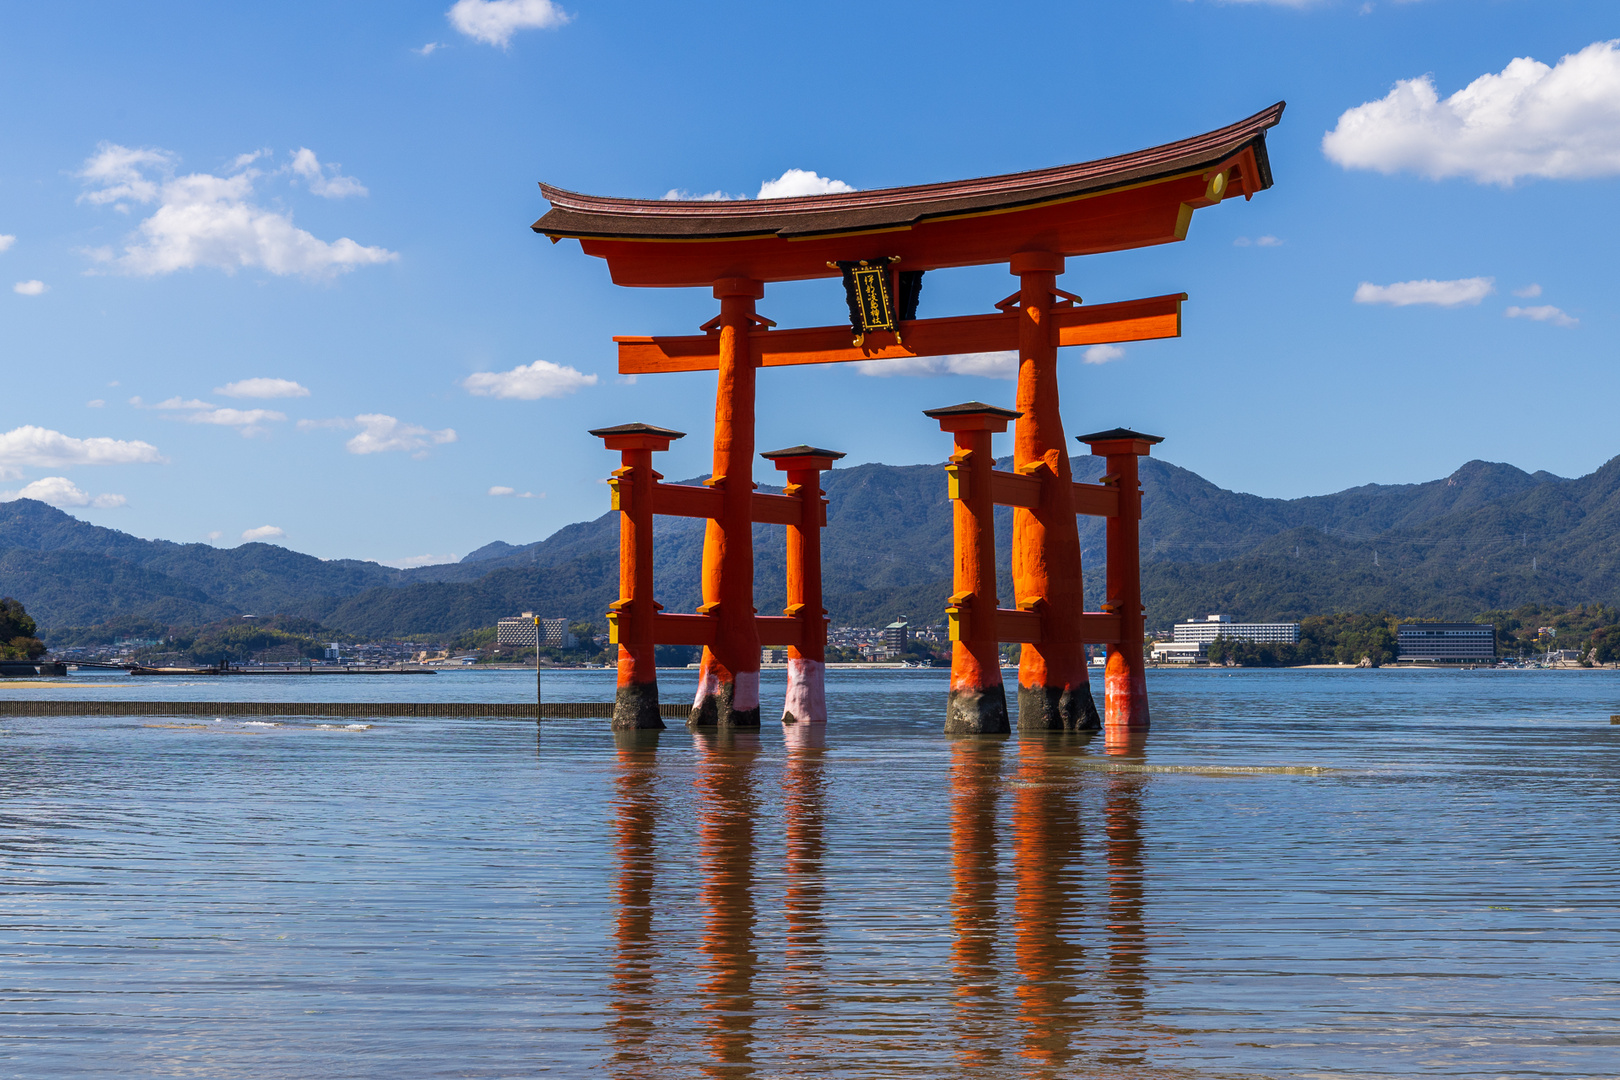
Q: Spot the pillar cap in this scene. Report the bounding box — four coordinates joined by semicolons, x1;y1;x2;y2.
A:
761;445;845;471
589;422;685;451
924;401;1021;433
1077;427;1162;456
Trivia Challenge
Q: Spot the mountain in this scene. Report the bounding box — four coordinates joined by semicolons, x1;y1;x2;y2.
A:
4;451;1616;640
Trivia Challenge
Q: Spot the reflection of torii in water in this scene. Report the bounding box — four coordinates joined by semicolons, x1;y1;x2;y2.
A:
948;731;1154;1069
537;104;1284;735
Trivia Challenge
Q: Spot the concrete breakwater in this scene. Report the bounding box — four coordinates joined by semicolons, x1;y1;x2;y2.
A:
0;700;690;720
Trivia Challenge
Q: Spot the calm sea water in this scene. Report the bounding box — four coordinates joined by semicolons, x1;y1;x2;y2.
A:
2;667;1617;1078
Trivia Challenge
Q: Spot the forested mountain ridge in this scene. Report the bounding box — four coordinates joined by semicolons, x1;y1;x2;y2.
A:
4;451;1614;640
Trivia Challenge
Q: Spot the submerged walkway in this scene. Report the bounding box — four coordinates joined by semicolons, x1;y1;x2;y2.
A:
0;700;688;720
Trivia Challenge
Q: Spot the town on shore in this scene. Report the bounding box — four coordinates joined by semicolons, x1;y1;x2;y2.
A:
11;598;1616;675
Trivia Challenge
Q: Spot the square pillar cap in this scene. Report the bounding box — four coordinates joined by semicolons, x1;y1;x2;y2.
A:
1077;427;1162;456
761;445;845;471
924;401;1021;433
589;421;685;451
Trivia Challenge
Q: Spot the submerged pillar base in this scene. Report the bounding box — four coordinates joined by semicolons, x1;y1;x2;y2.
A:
1017;683;1101;732
689;669;762;728
1104;650;1150;732
945;684;1010;735
782;657;826;725
612;682;665;731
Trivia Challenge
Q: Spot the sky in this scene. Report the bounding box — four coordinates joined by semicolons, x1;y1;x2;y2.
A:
2;1;1617;567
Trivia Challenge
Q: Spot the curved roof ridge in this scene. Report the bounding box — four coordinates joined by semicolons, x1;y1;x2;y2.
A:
539;102;1284;221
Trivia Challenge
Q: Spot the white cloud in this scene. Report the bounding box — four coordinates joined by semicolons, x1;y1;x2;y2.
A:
1324;40;1620;184
0;235;14;252
0;425;164;469
462;359;597;399
377;552;462;568
178;408;288;436
14;280;47;295
1083;344;1126;365
1513;283;1542;298
86;399;105;408
447;0;570;46
241;525;285;542
1506;304;1577;327
489;485;539;498
216;377;310;399
77;144;175;205
1;476;126;509
1354;277;1494;307
661;168;856;202
662;188;739;202
288;148;368;199
757;169;856;199
147;397;214;410
229;150;269;172
854;351;1017;379
414;42;442;56
206;530;223;542
78;142;396;279
345;414;457;455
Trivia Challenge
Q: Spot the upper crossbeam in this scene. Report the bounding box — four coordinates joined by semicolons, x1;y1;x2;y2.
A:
616;293;1185;376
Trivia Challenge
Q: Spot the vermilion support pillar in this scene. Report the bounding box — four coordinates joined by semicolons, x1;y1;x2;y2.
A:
591;422;686;730
1010;251;1100;732
1079;428;1162;734
762;445;845;726
693;278;766;728
926;402;1019;735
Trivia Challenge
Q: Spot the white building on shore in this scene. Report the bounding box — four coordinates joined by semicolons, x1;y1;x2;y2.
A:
1172;614;1300;645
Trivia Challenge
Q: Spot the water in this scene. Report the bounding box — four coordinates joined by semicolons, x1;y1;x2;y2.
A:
2;667;1618;1078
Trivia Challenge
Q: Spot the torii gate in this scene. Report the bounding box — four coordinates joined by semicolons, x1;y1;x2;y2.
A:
535;103;1284;734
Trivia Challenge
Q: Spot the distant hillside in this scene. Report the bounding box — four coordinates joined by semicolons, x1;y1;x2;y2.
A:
5;451;1618;640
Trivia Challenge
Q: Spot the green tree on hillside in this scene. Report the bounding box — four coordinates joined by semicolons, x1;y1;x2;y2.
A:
1;597;48;660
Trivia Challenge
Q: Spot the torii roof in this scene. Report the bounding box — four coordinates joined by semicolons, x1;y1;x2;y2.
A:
534;103;1284;287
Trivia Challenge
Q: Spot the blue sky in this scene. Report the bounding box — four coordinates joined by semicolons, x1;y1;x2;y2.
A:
2;1;1616;566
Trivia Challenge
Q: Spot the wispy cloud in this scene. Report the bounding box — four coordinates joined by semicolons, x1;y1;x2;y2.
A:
1234;235;1283;247
854;351;1017;379
1324;40;1620;184
139;395;287;436
1354;277;1494;307
13;280;47;295
489;485;540;498
462;359;596;399
241;525;285;542
288;148;368;199
345;414;457;456
447;0;570;47
377;552;461;568
1506;304;1577;327
216;377;310;399
1513;283;1542;298
1;476;126;509
77;142;395;279
1082;344;1126;365
414;42;442;56
0;235;15;253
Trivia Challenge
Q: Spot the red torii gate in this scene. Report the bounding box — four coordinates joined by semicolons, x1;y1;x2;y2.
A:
535;103;1284;734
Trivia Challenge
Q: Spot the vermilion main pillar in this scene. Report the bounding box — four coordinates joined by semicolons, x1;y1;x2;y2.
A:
1080;428;1161;734
692;278;765;728
1011;252;1100;732
927;402;1018;734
